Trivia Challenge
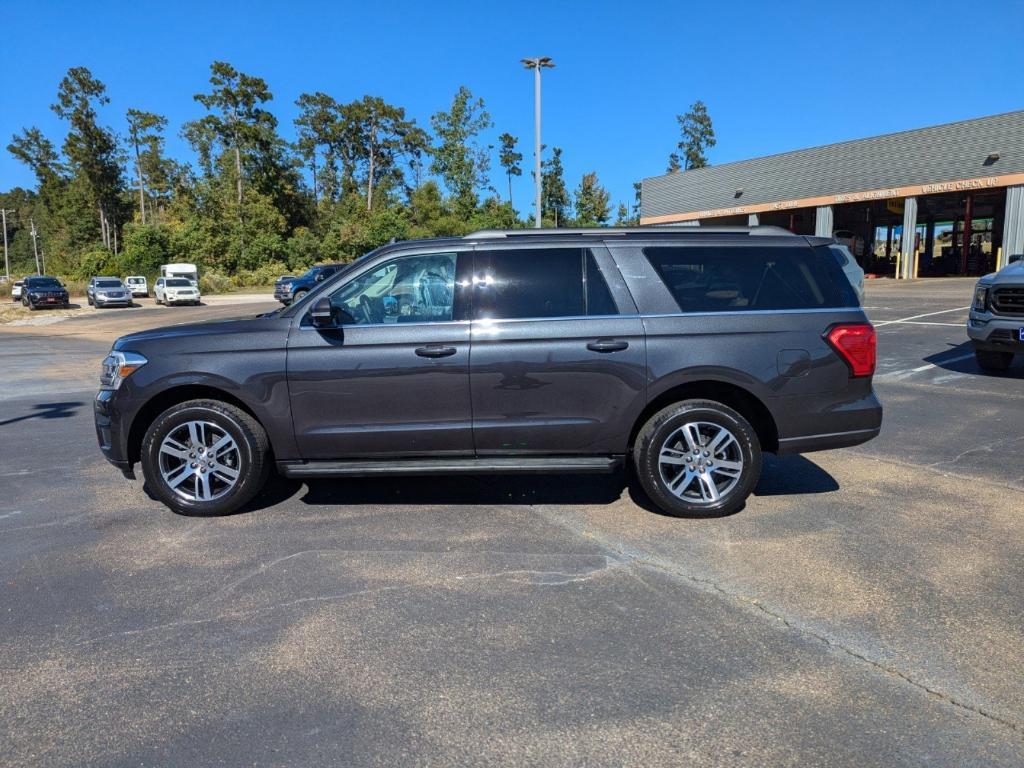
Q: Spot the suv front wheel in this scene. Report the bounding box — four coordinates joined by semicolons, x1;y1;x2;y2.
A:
141;399;270;516
634;399;762;517
975;349;1013;371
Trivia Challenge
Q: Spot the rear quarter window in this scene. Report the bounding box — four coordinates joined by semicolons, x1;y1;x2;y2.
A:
644;245;858;312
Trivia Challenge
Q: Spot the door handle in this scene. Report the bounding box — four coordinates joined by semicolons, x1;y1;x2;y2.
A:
587;339;629;353
415;345;457;358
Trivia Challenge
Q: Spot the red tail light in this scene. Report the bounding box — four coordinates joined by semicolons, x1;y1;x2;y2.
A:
826;323;876;377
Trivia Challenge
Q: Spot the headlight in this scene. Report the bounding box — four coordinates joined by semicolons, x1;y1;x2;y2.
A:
100;351;148;390
972;285;989;312
283;283;293;292
29;292;39;300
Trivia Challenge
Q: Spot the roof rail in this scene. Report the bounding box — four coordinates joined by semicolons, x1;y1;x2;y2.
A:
464;226;797;239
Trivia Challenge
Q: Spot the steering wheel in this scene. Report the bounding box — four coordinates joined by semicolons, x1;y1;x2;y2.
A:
359;294;377;324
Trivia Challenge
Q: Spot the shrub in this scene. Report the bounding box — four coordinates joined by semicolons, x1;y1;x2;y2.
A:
199;271;234;294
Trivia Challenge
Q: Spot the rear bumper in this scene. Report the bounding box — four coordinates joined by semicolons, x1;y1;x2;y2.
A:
772;388;882;455
776;426;880;454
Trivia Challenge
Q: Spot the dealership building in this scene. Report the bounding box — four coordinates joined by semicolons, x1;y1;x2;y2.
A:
640;110;1024;277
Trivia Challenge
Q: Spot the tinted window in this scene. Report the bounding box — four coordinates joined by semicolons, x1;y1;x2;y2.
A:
327;252;460;325
585;251;618;316
644;245;858;312
166;278;192;287
474;248;619;320
96;279;122;288
26;278;61;289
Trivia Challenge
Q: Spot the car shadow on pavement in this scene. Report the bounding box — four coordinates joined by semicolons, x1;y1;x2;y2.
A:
0;400;84;427
236;453;840;519
924;341;1024;378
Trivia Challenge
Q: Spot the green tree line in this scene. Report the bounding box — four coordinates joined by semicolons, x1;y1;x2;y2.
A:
0;62;655;287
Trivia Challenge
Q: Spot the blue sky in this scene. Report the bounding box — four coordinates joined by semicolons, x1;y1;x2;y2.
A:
2;0;1023;212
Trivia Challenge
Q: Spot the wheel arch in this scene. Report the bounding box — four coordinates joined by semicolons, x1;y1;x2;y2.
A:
126;384;268;465
629;379;779;454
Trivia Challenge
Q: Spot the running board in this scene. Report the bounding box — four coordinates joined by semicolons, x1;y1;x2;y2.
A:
278;456;622;478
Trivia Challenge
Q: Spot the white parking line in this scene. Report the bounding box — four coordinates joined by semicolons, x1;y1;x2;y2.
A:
878;352;976;380
891;321;965;327
874;306;970;327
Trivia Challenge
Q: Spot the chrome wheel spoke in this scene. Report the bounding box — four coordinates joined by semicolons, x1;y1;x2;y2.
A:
159;443;190;460
212;464;239;482
681;424;702;452
163;462;193;489
697;471;720;502
209;434;234;456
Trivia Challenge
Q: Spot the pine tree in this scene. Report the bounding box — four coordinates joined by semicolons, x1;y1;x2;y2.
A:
668;100;716;171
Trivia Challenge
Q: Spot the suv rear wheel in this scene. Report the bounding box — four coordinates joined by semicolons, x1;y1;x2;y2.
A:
141;399;270;516
634;399;762;517
975;349;1013;371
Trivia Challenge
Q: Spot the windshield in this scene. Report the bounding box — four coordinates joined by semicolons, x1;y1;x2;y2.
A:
27;278;61;289
166;278;192;287
96;279;122;288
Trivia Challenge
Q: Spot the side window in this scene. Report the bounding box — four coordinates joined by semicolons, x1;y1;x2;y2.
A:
326;252;461;325
584;250;618;316
643;245;858;312
474;248;620;320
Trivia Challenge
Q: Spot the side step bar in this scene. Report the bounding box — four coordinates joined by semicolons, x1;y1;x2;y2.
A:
278;456;622;479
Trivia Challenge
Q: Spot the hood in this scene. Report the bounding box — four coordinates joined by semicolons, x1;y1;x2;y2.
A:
992;261;1024;283
113;315;278;349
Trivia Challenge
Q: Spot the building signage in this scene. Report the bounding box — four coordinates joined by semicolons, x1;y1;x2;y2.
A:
641;171;1024;225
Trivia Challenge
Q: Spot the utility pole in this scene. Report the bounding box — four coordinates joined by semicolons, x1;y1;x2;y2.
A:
1;209;12;281
29;218;41;274
521;57;554;228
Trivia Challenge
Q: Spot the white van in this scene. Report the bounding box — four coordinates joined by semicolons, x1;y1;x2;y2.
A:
159;263;198;286
125;276;149;297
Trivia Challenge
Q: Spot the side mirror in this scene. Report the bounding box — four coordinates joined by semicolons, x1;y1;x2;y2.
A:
1009;254;1023;265
315;273;325;282
310;297;334;327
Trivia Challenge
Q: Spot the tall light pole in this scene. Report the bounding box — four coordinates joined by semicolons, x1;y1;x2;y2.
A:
29;218;41;275
1;209;12;281
522;56;554;228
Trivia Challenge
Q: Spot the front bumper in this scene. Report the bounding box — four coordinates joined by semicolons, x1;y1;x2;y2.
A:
967;312;1024;352
95;389;135;477
96;297;132;307
273;288;293;304
165;294;199;304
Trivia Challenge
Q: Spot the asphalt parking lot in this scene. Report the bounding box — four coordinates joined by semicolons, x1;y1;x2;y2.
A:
1;279;1022;767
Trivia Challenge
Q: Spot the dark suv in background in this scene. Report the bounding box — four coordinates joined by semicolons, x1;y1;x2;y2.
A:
96;227;881;518
22;275;70;310
273;263;345;305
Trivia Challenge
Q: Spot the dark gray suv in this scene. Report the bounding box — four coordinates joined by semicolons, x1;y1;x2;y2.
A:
95;227;881;517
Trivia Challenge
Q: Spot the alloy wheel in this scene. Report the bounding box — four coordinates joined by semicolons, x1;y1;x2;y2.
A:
658;421;744;504
158;420;241;502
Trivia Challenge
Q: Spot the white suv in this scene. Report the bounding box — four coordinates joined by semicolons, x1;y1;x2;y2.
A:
154;277;201;306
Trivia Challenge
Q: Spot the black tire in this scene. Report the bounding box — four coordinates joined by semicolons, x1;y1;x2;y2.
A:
292;289;308;304
155;295;162;305
141;399;271;516
27;300;36;311
975;349;1013;371
87;295;94;306
633;399;762;517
